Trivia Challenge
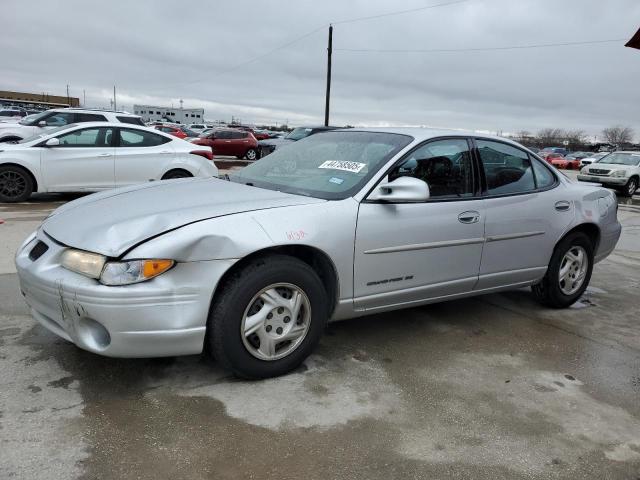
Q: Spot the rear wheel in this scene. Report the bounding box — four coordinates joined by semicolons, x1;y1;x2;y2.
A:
161;169;192;180
0;165;33;202
245;148;257;161
531;232;594;308
619;177;638;197
207;254;328;379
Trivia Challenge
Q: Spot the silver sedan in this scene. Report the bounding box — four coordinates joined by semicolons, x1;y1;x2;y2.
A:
15;128;621;378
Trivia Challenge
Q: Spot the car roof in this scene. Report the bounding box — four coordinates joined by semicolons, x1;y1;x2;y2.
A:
331;126;529;146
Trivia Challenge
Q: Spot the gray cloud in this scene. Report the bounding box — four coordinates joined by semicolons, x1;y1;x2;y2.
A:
3;0;639;139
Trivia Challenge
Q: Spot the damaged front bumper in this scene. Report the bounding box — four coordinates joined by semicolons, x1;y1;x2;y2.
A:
15;231;235;358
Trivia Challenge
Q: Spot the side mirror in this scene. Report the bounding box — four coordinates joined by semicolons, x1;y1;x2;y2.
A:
38;120;47;127
45;138;60;147
368;176;430;202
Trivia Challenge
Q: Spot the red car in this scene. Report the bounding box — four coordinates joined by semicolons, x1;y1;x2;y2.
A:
155;125;198;139
191;128;259;160
550;156;580;169
545;152;564;165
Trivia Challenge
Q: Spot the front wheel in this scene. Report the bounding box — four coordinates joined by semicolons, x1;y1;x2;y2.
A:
207;254;328;379
0;165;33;202
245;148;257;161
619;177;638;197
531;232;594;308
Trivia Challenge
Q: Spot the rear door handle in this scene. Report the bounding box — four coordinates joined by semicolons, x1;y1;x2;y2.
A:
458;211;480;224
159;150;172;155
97;153;112;157
555;201;571;212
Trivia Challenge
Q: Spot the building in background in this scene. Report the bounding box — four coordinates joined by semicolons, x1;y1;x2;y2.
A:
133;104;205;124
0;90;79;110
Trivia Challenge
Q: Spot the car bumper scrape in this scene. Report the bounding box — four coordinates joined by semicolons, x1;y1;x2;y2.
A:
15;232;232;357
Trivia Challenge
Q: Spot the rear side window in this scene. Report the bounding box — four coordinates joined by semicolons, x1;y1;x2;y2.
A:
530;157;556;188
44;112;75;127
231;131;246;139
216;131;232;139
119;129;170;147
117;116;145;126
477;140;535;195
75;113;108;122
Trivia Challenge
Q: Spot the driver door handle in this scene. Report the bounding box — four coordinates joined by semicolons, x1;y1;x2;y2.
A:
458;211;480;224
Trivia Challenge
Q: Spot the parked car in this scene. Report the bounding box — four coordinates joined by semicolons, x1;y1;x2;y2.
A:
259;125;341;157
577;151;640;196
0;108;27;122
545;152;565;165
15;128;620;379
191;128;259;160
551;155;580;170
188;124;215;134
580;152;608;167
0;108;144;142
0;122;217;202
155;125;199;139
542;147;570;156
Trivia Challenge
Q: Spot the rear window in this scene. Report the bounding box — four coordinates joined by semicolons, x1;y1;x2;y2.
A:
117;116;145;126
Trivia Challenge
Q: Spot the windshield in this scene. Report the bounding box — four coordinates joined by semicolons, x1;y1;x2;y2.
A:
597;152;640;166
286;127;314;141
18;124;78;144
230;131;412;200
19;110;51;126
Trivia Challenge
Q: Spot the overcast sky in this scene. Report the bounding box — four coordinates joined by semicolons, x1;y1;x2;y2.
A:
4;0;640;139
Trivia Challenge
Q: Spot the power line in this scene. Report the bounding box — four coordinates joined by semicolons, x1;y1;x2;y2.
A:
336;38;628;54
333;0;471;25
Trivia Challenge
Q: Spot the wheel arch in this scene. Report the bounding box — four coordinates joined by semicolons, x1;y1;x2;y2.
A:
559;223;601;253
0;136;23;143
0;162;39;192
213;244;340;318
161;168;193;179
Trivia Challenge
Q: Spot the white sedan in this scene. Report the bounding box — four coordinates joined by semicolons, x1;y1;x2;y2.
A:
0;122;218;202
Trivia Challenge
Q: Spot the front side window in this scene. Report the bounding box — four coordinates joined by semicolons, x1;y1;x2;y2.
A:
119;128;170;147
231;131;412;200
216;131;232;139
286;127;313;141
477;140;535;195
56;127;114;147
388;138;475;199
44;112;75;127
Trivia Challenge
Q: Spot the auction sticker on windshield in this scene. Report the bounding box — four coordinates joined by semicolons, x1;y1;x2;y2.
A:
318;160;366;173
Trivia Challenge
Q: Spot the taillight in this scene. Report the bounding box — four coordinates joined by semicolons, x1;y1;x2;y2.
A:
190;150;214;161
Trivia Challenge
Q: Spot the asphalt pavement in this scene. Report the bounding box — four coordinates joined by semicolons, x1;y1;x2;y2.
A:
1;172;640;479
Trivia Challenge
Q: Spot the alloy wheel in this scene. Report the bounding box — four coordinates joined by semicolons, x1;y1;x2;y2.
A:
240;283;311;361
558;246;588;295
0;171;27;200
628;179;638;196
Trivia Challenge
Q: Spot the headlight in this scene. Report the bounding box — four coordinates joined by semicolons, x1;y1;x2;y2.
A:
100;259;174;286
612;170;627;177
61;249;106;279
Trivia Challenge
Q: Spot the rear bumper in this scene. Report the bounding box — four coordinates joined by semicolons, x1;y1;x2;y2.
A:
595;219;622;264
15;231;234;357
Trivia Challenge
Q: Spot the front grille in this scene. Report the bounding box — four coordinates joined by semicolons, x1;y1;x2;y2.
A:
589;169;610;176
29;241;48;261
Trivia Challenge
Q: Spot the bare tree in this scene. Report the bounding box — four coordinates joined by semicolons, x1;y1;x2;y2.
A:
564;129;588;145
537;128;564;145
602;126;634;145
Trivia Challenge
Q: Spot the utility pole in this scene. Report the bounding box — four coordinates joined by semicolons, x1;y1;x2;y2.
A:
324;24;333;127
66;84;70;107
113;86;117;111
83;89;86;107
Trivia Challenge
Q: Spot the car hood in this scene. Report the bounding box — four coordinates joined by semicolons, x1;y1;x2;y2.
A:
259;138;294;147
42;177;325;257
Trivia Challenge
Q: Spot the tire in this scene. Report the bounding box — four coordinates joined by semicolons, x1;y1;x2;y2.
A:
245;148;257;161
0;165;33;202
207;254;328;379
619;177;638;197
161;169;192;180
531;232;594;308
